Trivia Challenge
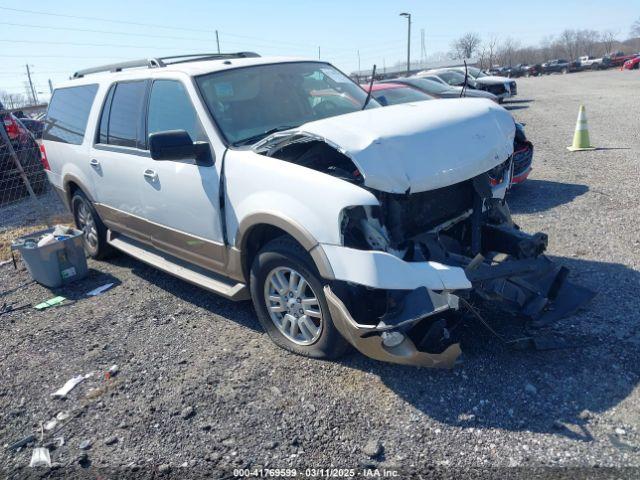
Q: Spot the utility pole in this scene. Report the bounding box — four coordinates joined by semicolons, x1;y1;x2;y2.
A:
420;28;426;66
357;50;361;73
318;46;321;59
48;79;53;94
25;64;38;104
215;30;220;53
400;12;411;75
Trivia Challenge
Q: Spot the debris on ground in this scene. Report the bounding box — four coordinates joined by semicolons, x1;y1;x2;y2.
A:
87;283;115;297
6;434;36;451
34;296;66;310
363;439;383;458
51;373;93;398
44;418;58;431
79;439;92;450
105;364;119;380
29;447;51;468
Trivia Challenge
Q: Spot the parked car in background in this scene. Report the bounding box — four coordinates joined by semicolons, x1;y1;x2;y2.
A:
578;55;608;70
605;51;639;68
1;109;48;202
521;64;542;77
541;59;580;74
384;77;498;102
431;66;517;103
622;55;640;70
16;117;44;140
359;82;434;105
418;69;479;89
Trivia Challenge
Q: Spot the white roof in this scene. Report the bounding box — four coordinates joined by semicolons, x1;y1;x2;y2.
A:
57;56;319;88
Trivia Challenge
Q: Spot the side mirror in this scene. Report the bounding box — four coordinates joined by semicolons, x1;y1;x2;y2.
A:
148;130;213;166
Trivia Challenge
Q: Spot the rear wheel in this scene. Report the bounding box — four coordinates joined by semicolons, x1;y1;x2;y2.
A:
71;191;111;259
250;236;349;359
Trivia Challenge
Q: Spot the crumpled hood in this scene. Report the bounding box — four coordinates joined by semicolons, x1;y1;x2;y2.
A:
476;75;511;85
292;98;515;193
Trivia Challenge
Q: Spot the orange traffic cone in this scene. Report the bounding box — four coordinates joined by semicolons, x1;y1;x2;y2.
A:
567;105;596;151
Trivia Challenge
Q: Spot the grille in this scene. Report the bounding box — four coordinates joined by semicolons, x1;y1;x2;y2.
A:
484;83;507;95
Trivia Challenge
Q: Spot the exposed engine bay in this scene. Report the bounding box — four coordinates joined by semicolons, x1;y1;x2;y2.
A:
255;130;594;368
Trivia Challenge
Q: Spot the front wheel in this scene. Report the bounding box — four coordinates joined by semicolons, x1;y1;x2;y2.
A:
250;236;349;359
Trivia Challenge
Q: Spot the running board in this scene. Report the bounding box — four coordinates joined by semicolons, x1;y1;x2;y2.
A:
107;232;249;301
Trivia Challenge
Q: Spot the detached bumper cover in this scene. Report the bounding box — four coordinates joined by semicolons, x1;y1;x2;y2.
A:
324;286;461;369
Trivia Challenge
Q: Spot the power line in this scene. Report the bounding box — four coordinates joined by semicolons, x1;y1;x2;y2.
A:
0;6;212;32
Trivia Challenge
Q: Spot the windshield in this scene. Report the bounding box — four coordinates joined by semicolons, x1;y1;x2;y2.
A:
372;86;432;106
437;71;467;85
196;61;378;146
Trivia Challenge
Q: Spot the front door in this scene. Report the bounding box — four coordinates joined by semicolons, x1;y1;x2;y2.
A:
140;79;225;271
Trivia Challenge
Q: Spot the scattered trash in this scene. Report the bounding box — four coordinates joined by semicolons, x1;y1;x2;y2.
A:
37;234;57;248
105;364;119;380
51;372;93;398
104;436;118;446
54;437;65;448
29;447;51;468
6;434;36;451
56;411;70;422
87;283;115;296
79;439;93;450
35;296;66;310
0;301;30;317
44;418;58;431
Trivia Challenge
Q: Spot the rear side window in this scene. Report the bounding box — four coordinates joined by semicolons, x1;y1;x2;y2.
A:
147;80;205;142
97;80;147;148
44;84;98;144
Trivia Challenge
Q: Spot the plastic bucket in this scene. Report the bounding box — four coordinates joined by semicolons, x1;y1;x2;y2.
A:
11;227;88;288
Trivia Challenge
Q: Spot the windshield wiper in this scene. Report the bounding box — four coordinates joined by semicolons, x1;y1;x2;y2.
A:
233;126;296;147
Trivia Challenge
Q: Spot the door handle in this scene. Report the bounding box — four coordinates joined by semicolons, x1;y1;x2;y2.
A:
143;169;158;181
89;159;100;167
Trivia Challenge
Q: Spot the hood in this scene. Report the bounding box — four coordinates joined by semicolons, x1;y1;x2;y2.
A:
453;87;498;100
476;75;511;84
273;98;515;194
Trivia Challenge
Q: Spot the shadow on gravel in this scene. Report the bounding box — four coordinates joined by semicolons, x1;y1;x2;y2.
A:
340;255;640;440
503;105;529;111
112;254;261;332
508;179;589;214
504;99;534;104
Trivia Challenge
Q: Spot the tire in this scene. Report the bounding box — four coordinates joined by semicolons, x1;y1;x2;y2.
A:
71;190;112;259
250;236;350;359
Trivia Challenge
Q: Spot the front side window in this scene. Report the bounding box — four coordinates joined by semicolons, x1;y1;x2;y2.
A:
147;80;205;142
102;80;147;148
44;84;98;144
196;62;379;146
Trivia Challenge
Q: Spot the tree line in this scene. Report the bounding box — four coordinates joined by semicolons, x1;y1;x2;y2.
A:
451;18;640;68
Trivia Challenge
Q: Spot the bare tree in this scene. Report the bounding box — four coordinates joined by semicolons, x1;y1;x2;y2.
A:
451;32;481;59
0;90;29;110
498;37;521;66
558;29;578;59
576;29;600;57
631;17;640;37
601;30;618;56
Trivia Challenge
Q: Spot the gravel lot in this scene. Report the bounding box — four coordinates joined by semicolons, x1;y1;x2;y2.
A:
1;69;639;478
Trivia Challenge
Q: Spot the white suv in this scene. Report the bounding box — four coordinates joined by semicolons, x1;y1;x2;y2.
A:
43;53;592;368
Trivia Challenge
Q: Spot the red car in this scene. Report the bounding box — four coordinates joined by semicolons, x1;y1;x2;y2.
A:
607;51;638;68
622;55;640;70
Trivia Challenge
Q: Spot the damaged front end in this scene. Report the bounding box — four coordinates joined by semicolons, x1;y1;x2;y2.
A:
325;172;595;368
253;101;593;368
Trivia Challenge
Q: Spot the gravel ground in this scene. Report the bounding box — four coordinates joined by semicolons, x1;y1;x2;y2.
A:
1;69;639;479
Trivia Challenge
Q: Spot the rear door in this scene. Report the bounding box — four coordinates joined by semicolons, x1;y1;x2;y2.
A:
89;79;151;242
140;78;225;270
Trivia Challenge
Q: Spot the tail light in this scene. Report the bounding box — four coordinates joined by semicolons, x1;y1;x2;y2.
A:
39;143;51;171
2;115;20;140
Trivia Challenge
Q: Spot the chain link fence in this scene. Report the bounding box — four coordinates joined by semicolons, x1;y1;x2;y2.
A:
1;108;72;261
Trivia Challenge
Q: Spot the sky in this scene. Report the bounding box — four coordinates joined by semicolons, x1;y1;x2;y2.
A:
1;0;638;102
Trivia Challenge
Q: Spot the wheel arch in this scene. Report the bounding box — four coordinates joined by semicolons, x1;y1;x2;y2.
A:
236;213;334;283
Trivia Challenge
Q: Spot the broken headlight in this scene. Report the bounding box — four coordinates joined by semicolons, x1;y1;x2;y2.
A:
340;205;390;251
487;157;512;186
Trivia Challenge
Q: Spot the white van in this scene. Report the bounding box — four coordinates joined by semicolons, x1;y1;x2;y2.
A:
43;53;591;367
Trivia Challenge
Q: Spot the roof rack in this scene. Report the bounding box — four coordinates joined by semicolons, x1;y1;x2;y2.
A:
72;52;261;78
